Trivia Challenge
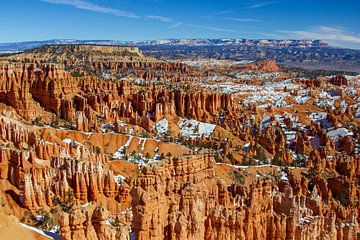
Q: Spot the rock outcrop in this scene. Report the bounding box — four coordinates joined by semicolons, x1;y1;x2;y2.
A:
131;155;359;240
59;205;131;240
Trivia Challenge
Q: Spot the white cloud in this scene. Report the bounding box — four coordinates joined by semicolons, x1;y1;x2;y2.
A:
275;26;360;49
201;11;232;19
41;0;139;18
169;22;183;29
146;15;172;22
223;17;261;22
188;24;237;33
245;1;280;9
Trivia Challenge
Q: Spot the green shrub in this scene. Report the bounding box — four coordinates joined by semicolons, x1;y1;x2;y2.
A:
335;188;350;207
255;145;267;163
112;216;120;228
230;171;245;185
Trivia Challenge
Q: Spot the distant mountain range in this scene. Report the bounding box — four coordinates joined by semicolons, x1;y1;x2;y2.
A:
0;39;359;73
125;39;330;48
0;38;330;52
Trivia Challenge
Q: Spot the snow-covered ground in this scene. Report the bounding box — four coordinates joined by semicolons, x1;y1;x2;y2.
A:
178;118;216;139
204;80;302;107
309;112;332;128
261;115;272;130
297;216;319;226
243;143;250;152
327;128;353;141
101;122;114;133
19;223;60;240
295;95;310;104
155;118;168;134
356;106;360;118
244;89;288;107
179;59;253;68
114;175;126;186
315;91;340;109
101;72;111;80
281;170;289;181
264;113;305;145
62;138;82;145
112;136;133;159
236;72;281;81
309;112;353;141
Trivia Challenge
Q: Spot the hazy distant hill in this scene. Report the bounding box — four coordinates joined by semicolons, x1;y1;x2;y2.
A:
1;38;359;72
0;38;330;50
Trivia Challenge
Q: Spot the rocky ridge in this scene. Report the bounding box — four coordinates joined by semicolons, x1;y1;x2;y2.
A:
0;44;358;239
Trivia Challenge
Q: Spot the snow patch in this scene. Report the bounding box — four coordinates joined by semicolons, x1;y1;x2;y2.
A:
19;223;59;239
327;128;353;141
178;118;216;139
62;138;82;146
155;119;168;134
114;175;126;186
112;136;133;159
281;170;288;181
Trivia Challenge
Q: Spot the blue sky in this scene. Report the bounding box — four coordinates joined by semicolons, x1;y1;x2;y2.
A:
1;0;360;48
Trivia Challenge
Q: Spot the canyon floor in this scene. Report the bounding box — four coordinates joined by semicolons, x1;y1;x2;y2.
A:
0;44;359;240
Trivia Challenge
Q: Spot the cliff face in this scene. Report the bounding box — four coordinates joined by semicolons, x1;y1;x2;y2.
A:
231;59;282;73
131;155;359;240
131;155;219;240
0;63;75;119
0;115;133;239
59;205;131;240
0;63;232;125
329;75;348;86
1;44;149;63
0;45;196;80
0;117;133;207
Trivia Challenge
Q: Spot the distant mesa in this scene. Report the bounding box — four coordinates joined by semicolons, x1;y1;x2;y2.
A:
1;44;149;63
